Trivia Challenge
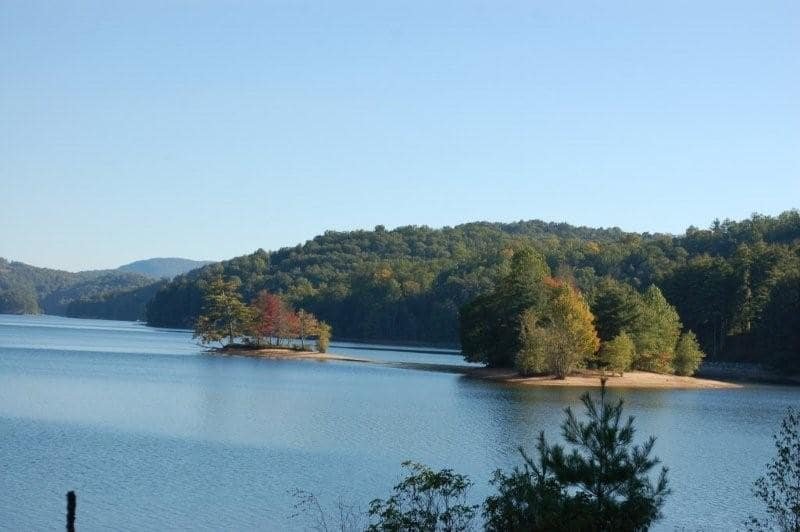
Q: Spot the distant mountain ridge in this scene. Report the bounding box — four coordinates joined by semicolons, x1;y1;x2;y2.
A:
0;256;213;318
117;258;213;279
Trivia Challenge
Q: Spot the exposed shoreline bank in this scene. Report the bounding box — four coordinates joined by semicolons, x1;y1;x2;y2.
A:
213;345;742;389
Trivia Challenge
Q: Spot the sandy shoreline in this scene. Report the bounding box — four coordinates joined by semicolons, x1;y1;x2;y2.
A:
213;346;740;389
465;368;740;389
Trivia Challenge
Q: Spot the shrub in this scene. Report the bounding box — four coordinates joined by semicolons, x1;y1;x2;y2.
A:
367;462;478;531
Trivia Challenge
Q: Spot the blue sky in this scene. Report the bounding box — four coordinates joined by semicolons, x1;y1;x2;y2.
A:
2;1;798;271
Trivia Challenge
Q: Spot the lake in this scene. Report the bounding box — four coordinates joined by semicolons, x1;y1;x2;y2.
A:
1;314;795;530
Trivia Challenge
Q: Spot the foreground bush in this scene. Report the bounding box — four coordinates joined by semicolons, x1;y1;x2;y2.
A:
484;384;669;531
367;462;478;531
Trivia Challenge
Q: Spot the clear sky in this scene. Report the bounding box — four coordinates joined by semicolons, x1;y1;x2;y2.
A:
2;1;798;271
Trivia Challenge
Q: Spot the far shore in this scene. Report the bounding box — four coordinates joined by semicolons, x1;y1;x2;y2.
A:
212;344;741;389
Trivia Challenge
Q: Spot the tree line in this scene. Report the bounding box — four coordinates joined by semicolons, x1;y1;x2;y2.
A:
5;211;797;371
193;277;332;352
460;247;705;377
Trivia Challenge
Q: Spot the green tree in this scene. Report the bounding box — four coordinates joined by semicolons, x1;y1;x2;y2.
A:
516;308;547;376
599;332;635;376
673;331;705;376
518;284;600;379
367;461;478;532
193;277;253;346
630;286;681;373
484;383;670;531
590;278;640;342
747;408;800;531
461;247;551;367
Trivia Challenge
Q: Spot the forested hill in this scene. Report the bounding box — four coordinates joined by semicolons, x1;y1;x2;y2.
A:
146;211;800;365
117;258;212;279
144;220;642;338
0;256;211;319
0;259;154;315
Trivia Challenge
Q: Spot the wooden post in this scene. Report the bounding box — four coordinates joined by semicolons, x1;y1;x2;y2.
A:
66;491;76;532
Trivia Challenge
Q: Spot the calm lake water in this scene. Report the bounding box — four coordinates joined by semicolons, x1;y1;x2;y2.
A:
1;314;796;530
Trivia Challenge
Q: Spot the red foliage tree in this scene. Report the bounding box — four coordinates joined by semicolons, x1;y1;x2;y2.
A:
277;310;301;345
250;290;324;348
251;291;291;345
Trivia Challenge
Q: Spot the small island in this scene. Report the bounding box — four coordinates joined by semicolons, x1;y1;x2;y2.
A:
193;278;333;356
459;247;713;386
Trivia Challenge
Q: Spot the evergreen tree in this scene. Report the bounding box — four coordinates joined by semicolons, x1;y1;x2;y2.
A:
461;247;551;367
485;383;670;531
193;277;253;346
590;278;640;342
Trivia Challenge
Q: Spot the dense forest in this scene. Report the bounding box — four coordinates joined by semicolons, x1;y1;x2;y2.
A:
143;211;800;370
3;211;799;370
66;281;169;321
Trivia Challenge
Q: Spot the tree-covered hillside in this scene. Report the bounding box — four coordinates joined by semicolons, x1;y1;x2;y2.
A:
0;259;154;315
66;281;169;321
145;221;639;341
146;211;800;368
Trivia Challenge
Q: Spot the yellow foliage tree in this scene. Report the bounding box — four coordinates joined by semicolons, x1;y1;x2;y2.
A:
517;283;600;379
